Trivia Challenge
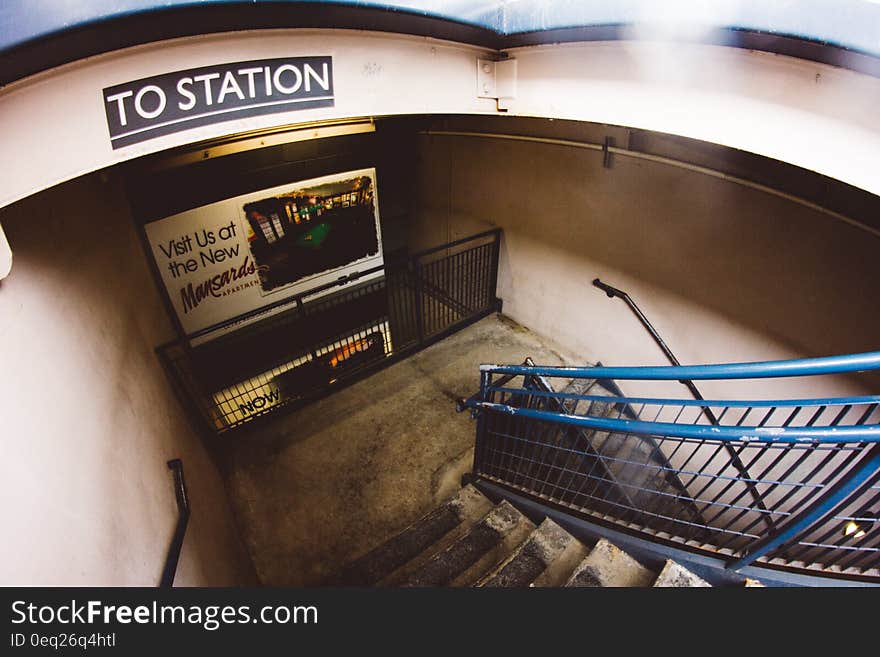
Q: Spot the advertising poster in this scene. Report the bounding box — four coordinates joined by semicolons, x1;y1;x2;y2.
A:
144;168;384;338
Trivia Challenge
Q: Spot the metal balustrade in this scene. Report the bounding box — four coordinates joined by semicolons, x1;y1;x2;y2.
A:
158;229;502;435
459;353;880;580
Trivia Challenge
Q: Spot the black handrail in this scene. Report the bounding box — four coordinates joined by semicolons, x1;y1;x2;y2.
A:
412;227;502;258
592;279;719;423
160;459;190;588
591;278;777;534
186;264;385;341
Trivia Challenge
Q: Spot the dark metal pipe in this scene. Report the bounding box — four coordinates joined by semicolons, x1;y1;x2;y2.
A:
411;227;501;259
593;279;714;412
591;278;776;534
160;459;190;588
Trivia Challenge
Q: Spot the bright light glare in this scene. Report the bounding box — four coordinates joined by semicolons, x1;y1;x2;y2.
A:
843;521;867;539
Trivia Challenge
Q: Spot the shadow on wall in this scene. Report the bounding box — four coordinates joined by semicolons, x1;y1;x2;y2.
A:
0;172;257;585
412;131;880;366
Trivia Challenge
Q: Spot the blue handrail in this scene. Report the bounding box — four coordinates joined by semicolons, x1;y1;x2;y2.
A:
464;351;880;579
469;402;880;443
479;350;880;381
485;387;880;409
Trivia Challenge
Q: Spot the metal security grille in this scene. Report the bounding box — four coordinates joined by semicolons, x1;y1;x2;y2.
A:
158;229;501;435
461;356;880;580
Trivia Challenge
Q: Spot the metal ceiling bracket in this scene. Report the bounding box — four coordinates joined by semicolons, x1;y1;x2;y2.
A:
477;57;517;110
603;136;615;169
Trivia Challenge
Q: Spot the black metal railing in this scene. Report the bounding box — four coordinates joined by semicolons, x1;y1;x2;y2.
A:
158;229;502;435
160;458;189;588
460;354;880;581
592;278;716;422
591;278;775;533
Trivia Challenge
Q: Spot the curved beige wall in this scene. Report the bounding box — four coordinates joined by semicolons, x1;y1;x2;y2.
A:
2;30;880;210
2;26;879;583
0;29;496;209
504;40;880;197
0;172;256;585
412;130;880;400
0;224;10;279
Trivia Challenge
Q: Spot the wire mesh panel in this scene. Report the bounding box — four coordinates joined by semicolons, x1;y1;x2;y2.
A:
762;469;880;574
464;358;880;580
157;229;502;435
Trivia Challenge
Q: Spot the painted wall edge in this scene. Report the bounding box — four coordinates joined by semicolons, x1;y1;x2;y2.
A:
422;115;880;237
3;3;880;88
0;223;11;280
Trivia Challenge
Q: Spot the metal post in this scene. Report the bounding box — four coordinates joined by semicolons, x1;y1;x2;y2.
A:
413;260;425;344
489;231;501;309
296;296;319;360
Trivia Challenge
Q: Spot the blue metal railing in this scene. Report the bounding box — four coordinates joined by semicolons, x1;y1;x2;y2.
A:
477;351;880;381
459;351;880;579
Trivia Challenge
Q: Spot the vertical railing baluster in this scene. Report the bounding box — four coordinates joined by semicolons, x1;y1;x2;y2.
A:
729;444;880;571
413;259;425;345
296;296;319;361
489;232;500;309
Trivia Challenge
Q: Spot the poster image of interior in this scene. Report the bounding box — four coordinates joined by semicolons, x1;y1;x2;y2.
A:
242;174;379;293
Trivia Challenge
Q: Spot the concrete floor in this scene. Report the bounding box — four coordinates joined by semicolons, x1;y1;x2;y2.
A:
218;313;580;586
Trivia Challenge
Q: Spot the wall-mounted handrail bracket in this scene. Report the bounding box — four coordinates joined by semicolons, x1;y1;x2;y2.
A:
602;137;615;169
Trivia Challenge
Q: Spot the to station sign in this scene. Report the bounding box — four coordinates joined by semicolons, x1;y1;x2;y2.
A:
102;56;334;148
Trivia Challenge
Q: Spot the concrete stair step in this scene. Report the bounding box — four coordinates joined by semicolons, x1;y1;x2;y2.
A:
566;537;655;587
338;485;763;587
401;500;536;587
340;484;493;586
653;559;712;587
559;378;604;415
551;376;705;535
478;518;589;587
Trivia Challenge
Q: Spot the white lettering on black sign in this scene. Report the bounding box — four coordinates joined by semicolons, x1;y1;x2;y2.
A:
103;56;334;148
